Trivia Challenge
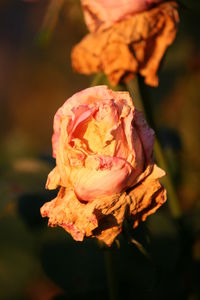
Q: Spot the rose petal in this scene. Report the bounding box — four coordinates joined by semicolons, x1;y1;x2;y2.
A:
40;187;98;241
46;166;61;190
52;86;134;157
128;164;166;226
82;0;163;32
71;156;133;201
134;110;154;164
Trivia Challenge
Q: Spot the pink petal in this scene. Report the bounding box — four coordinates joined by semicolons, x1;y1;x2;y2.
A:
134;110;155;164
52;86;134;157
68;105;96;142
81;0;163;32
72;156;133;201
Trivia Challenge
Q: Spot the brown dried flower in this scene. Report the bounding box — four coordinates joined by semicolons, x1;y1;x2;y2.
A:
71;2;179;86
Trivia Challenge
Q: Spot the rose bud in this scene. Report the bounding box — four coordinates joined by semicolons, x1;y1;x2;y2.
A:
72;1;179;87
41;86;166;246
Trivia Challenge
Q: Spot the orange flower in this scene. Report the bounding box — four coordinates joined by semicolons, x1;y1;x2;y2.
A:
41;86;166;246
72;1;179;87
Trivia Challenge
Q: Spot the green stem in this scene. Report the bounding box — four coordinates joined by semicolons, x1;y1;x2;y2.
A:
97;240;118;300
154;139;181;218
91;73;106;86
104;250;119;300
126;76;182;219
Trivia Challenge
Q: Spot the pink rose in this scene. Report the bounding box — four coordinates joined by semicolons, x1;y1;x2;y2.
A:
41;86;166;245
82;0;163;32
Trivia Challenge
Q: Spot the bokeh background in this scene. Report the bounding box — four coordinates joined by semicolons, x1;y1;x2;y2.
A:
0;0;200;299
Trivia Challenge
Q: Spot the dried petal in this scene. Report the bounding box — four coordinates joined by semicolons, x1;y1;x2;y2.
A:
41;165;166;246
72;2;179;86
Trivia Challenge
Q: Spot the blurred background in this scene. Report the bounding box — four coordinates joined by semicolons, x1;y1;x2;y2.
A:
0;0;200;299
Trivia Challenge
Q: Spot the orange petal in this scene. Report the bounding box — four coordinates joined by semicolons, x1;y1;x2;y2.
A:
128;164;166;228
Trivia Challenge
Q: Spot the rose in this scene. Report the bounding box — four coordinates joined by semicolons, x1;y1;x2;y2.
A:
49;85;153;200
72;2;179;87
82;0;163;32
41;86;166;245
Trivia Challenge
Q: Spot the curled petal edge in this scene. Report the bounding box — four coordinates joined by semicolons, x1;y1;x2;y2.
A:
41;164;166;246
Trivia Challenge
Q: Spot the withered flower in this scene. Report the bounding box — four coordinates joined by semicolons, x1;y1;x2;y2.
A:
72;1;179;87
41;86;166;246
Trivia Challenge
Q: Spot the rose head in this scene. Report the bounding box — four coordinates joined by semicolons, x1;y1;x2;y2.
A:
51;86;153;200
72;2;179;87
82;0;163;32
41;86;166;246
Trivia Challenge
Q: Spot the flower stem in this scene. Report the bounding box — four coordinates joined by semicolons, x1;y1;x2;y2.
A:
97;240;118;300
91;73;106;86
126;76;182;219
104;250;119;300
154;139;181;218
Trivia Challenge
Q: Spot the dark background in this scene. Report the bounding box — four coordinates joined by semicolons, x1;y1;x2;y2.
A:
0;0;200;299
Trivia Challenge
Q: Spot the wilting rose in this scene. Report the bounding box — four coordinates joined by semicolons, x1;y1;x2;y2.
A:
82;0;163;33
72;2;179;87
41;86;166;246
